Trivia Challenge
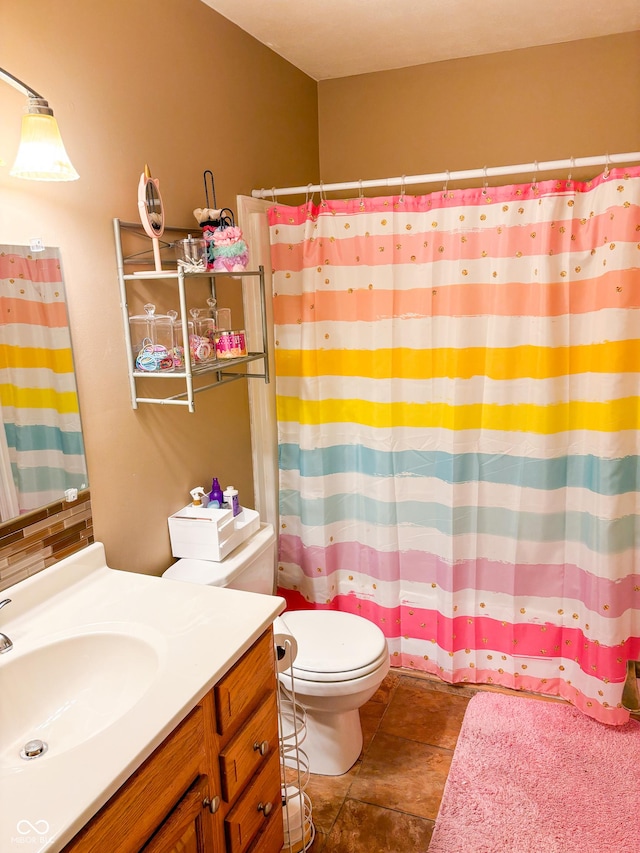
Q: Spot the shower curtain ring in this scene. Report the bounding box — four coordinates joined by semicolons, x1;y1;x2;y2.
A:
568;156;575;182
532;161;539;192
443;170;450;197
603;153;611;179
320;181;327;205
400;175;406;201
482;166;488;195
305;183;314;206
270;187;277;203
358;179;366;208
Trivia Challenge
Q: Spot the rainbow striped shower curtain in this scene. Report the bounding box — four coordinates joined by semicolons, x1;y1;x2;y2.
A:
0;246;87;518
268;166;640;724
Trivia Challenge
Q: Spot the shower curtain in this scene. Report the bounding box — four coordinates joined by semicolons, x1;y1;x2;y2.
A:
267;165;640;725
0;246;87;517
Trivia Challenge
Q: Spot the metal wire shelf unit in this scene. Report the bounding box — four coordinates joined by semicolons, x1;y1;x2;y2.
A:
113;218;270;413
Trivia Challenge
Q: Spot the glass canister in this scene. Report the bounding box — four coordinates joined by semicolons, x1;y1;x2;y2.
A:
206;295;232;331
174;235;207;268
214;307;232;330
166;310;192;370
188;307;216;364
129;303;175;372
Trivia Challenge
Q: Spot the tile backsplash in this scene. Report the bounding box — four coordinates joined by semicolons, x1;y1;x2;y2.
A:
0;490;93;592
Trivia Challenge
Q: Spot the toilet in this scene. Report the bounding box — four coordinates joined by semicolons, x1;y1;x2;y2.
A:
162;523;390;776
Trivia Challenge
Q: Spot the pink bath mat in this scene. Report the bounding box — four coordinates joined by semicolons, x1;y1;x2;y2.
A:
429;692;640;853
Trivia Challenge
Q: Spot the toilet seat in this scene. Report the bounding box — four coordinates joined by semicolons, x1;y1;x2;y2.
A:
291;646;389;683
281;610;389;683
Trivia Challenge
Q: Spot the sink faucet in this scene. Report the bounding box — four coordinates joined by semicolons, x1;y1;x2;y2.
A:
0;599;12;653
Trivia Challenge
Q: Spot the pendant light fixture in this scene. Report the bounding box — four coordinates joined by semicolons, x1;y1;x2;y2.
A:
0;67;79;182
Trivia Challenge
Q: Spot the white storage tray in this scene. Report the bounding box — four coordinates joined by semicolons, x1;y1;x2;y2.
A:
168;505;260;562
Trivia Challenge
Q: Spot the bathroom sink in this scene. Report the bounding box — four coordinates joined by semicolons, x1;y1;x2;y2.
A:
0;631;159;767
0;542;284;853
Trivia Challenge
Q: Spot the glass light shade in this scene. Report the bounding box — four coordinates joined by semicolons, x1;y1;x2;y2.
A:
10;112;79;181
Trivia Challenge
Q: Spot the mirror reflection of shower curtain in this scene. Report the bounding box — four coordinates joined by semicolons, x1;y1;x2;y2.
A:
0;245;87;516
0;400;19;521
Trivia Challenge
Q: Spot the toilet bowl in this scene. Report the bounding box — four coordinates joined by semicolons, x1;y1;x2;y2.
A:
277;609;390;775
162;522;390;776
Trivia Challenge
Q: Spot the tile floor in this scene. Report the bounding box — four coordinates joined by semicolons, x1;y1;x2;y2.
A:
303;671;543;853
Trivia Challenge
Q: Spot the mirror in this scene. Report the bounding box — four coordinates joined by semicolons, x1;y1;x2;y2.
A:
137;164;165;272
0;244;88;522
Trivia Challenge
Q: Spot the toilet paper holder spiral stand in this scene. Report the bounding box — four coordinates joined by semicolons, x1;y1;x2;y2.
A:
276;636;315;853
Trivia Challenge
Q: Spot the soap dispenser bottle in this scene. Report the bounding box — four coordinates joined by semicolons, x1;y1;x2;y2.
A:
209;477;223;508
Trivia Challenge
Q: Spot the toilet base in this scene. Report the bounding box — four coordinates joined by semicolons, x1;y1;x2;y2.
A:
302;707;363;776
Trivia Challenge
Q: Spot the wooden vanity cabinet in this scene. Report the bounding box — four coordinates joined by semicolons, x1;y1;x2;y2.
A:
62;628;283;853
214;629;283;853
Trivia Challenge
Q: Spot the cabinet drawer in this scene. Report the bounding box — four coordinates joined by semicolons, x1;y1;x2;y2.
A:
246;798;285;853
220;691;279;802
63;704;207;853
224;750;282;853
215;630;275;738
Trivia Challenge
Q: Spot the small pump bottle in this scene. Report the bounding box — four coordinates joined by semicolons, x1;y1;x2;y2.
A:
209;477;223;508
223;486;240;517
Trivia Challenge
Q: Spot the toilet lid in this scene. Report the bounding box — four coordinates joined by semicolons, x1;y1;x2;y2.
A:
287;645;389;684
282;610;388;680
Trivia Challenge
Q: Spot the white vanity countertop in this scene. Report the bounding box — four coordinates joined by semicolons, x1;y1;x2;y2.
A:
0;542;285;853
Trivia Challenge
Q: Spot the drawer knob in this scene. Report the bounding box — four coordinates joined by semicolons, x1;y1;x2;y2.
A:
203;795;221;814
257;801;273;817
253;739;269;756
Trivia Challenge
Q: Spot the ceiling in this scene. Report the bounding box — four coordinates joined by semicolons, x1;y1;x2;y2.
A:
201;0;640;81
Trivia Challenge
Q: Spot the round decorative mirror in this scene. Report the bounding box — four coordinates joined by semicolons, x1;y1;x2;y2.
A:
137;165;165;271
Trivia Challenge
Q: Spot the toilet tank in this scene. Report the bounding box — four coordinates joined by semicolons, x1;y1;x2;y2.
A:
224;523;276;593
163;523;277;594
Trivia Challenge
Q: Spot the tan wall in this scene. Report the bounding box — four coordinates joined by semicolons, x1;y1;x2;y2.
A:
1;0;319;574
318;33;640;188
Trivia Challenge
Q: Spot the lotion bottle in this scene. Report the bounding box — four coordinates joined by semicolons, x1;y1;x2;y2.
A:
224;485;240;517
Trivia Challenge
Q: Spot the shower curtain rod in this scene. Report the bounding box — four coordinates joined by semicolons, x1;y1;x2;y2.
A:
251;150;640;199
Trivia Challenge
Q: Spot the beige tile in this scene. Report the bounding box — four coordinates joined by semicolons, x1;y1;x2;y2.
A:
348;731;452;820
360;697;386;753
306;761;361;834
380;677;469;750
320;798;434;852
0;563;30;585
369;669;402;704
308;826;328;852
